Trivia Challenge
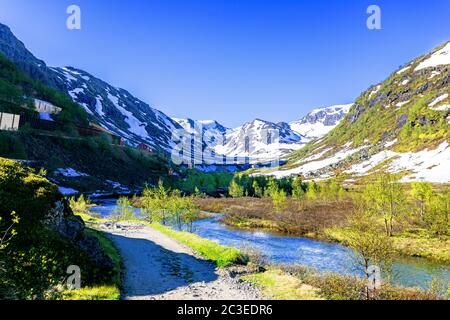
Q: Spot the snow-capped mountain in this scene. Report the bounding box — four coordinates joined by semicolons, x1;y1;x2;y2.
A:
0;23;180;150
172;118;229;135
290;104;352;139
172;118;231;156
215;119;304;160
172;105;352;162
173;117;305;161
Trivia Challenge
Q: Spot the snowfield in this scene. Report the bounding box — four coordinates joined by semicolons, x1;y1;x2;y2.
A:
429;93;449;107
261;140;450;183
107;92;149;139
264;143;366;179
415;42;450;71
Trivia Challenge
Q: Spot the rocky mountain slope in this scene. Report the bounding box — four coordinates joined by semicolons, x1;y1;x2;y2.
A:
0;23;180;150
262;41;450;183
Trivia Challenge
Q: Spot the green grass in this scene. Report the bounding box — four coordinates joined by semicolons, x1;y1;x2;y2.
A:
149;223;248;267
241;269;323;300
62;228;122;300
61;285;120;300
75;212;107;223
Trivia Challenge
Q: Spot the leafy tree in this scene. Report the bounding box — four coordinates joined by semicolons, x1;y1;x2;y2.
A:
363;173;406;237
141;183;199;231
69;194;92;214
306;181;319;200
252;180;264;198
229;179;244;198
202;174;217;194
346;210;395;300
141;181;170;224
272;189;287;212
425;193;450;236
167;191;198;231
292;177;305;199
113;197;134;221
411;182;433;221
264;178;279;197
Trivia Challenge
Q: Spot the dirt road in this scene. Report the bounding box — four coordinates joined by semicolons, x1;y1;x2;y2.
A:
101;222;260;300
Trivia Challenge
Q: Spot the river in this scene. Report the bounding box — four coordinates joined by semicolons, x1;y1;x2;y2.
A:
91;198;450;290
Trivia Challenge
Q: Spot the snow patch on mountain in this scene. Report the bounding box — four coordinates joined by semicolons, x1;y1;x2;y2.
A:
429;93;449;107
415;42;450;71
345;142;450;183
265;143;366;179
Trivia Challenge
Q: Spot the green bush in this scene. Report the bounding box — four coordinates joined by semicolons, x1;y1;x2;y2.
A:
0;158;61;229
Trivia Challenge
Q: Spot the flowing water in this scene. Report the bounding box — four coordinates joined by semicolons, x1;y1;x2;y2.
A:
91;199;450;290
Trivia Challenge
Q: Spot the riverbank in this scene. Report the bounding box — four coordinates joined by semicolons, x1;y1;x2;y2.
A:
195;197;450;265
325;227;450;265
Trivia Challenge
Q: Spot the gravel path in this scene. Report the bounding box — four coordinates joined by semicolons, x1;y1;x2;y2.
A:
101;222;260;300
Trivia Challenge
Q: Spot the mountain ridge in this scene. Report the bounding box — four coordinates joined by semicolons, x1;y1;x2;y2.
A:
172;104;351;161
0;22;181;151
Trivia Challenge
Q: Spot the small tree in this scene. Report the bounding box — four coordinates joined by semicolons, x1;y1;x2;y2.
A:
229;179;244;198
252;180;264;198
168;190;198;231
69;194;92;214
346;210;395;300
425;194;450;236
141;183;200;230
411;182;433;221
113;197;134;221
363;173;406;237
292;177;305;199
264;178;279;197
306;181;318;200
271;189;287;212
141;181;171;224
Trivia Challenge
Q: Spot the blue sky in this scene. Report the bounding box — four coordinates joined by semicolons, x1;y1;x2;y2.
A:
0;0;449;127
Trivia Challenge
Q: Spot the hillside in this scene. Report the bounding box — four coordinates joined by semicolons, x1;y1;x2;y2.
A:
0;158;117;299
0;22;181;151
0;52;169;194
261;41;450;183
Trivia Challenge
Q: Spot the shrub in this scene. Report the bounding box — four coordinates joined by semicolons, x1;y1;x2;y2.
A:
0;158;61;229
69;194;92;215
112;197;135;221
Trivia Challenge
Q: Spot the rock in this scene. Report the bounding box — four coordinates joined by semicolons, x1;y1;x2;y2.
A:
397;114;408;128
43;199;114;271
415;83;429;94
349;104;365;123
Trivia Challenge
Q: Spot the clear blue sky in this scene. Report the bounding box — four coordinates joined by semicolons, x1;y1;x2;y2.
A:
0;0;449;127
